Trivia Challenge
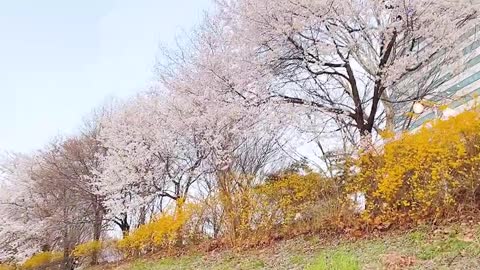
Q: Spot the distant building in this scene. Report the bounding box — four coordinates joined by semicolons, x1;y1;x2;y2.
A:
408;22;480;129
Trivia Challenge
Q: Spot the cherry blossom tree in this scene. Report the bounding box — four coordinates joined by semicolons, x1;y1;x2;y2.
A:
212;0;478;139
96;94;214;234
0;154;49;262
40;135;107;265
97;22;292;231
0;151;90;265
0;134;107;266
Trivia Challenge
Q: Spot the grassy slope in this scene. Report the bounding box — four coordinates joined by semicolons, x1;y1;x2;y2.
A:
93;222;480;270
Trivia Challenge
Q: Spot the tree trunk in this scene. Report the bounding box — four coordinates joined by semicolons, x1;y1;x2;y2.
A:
91;198;103;265
62;189;73;270
62;227;74;269
138;206;147;226
217;171;239;246
113;213;130;238
120;215;130;238
381;92;395;132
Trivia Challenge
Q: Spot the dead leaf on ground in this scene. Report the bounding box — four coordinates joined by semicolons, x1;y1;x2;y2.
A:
457;233;475;242
382;252;416;270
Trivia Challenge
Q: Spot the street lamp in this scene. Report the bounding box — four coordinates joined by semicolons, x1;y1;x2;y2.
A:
413;102;425;114
413;99;456;120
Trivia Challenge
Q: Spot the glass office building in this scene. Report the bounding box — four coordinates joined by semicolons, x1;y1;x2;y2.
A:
406;22;480;130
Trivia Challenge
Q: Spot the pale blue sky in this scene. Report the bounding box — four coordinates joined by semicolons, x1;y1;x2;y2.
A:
0;0;212;153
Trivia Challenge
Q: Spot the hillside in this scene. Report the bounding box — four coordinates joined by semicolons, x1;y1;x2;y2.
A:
90;222;480;270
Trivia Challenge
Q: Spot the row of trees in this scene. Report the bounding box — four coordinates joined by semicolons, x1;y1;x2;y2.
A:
1;0;478;267
0;119;106;265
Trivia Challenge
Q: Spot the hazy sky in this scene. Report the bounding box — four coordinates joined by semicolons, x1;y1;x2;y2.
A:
0;0;212;153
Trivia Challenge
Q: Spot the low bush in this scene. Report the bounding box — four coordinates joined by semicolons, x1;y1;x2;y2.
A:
121;170;345;251
72;240;102;258
0;264;15;270
212;169;345;246
349;109;480;224
116;201;194;257
22;251;63;270
254;170;343;236
256;170;336;224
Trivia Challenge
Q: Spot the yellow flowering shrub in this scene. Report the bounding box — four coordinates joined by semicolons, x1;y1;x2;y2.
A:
112;171;342;249
116;201;194;256
256;171;334;224
350;109;480;222
214;170;340;246
215;173;257;245
22;251;63;270
72;240;102;258
0;264;15;270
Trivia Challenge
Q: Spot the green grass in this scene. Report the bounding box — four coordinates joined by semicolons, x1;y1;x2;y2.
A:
128;256;199;270
210;255;266;270
92;223;480;270
290;254;307;265
307;251;360;270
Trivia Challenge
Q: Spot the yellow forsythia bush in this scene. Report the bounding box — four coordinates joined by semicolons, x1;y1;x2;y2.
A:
215;170;339;245
72;240;102;258
256;170;334;224
240;171;339;242
0;264;15;270
117;202;193;256
22;251;63;269
219;183;257;244
350;109;480;222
